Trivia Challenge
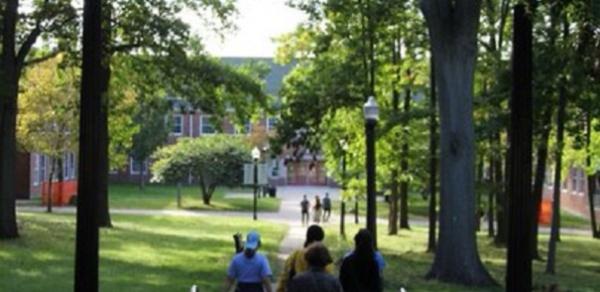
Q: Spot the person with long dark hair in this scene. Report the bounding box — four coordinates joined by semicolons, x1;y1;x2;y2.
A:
226;231;273;292
287;243;343;292
276;225;332;291
339;229;385;292
313;195;322;223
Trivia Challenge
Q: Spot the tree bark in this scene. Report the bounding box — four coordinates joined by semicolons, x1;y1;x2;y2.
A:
47;158;56;213
399;87;411;230
506;4;534;290
427;53;438;253
530;106;552;259
389;170;399;235
138;160;146;190
97;0;112;228
0;0;20;239
75;0;102;289
585;114;599;238
545;79;567;275
388;37;400;236
421;0;495;285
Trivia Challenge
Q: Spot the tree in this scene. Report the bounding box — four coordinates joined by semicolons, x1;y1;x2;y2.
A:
17;56;79;213
151;135;250;205
420;0;495;285
1;0;77;239
506;3;534;290
426;54;438;253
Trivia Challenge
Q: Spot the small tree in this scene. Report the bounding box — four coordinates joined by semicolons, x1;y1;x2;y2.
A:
17;56;79;213
152;135;250;205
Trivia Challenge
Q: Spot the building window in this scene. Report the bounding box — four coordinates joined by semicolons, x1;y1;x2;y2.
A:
36;155;46;186
200;115;216;134
267;117;278;132
130;158;147;175
171;114;183;135
63;153;76;179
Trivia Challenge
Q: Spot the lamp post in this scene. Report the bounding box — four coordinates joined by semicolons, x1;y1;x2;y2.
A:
340;139;349;237
364;96;379;248
252;147;261;220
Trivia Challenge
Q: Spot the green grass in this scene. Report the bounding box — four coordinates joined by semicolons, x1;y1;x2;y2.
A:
324;224;600;292
0;212;287;292
109;183;281;212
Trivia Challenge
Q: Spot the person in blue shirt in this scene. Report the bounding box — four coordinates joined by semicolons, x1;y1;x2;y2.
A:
225;231;273;292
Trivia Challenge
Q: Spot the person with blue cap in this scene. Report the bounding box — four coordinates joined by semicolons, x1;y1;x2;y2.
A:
225;231;273;292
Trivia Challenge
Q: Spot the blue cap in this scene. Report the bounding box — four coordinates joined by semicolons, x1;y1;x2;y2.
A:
245;231;261;250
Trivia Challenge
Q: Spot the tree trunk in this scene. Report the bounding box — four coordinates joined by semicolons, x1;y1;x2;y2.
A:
427;53;438;253
487;154;495;238
177;182;182;208
506;4;534;290
495;149;508;246
0;0;20;239
97;0;112;228
585;114;599;238
75;0;103;289
421;0;495;285
545;80;568;275
399;87;411;230
47;158;56;213
389;170;399;235
530;106;552;260
138;160;145;190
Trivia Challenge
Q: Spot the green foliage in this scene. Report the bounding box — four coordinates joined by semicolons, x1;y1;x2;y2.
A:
151;135;251;204
17;56;78;158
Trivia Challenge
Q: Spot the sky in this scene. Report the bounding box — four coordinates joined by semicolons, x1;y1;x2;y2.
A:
183;0;308;57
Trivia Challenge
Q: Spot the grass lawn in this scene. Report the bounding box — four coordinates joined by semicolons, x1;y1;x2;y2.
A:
0;212;287;292
109;183;281;212
324;224;600;292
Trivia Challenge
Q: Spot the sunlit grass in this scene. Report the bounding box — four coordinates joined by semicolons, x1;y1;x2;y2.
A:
325;224;600;292
0;212;287;292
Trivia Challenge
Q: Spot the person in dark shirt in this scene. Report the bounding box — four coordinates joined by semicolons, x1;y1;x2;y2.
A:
339;229;383;292
300;195;310;226
288;242;342;292
322;193;332;222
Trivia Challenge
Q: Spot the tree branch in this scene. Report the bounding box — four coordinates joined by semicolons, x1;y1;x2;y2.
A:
23;49;60;67
16;25;42;70
110;42;143;54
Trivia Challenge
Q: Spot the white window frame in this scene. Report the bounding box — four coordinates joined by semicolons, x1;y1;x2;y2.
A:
129;158;148;175
200;115;216;135
171;114;183;136
267;117;278;132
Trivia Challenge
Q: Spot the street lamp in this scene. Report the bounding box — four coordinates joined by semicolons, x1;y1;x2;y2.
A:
339;139;349;237
364;96;379;248
252;146;261;220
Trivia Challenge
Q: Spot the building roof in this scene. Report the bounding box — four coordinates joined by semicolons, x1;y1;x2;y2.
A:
220;57;296;96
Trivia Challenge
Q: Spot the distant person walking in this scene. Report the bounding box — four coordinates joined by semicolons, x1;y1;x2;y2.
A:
287;243;343;292
276;225;332;291
322;193;332;222
313;195;322;223
339;229;384;292
300;195;310;226
225;231;273;292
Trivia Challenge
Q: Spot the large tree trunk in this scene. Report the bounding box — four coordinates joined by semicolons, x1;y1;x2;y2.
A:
389;170;399;235
0;0;20;240
97;0;112;228
399;87;411;230
506;4;534;290
545;80;568;275
421;0;494;285
585;114;599;238
75;0;103;289
530;106;553;260
427;53;438;253
388;37;400;236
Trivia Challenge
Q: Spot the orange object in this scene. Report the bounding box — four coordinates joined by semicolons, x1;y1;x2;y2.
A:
41;180;78;206
538;199;552;225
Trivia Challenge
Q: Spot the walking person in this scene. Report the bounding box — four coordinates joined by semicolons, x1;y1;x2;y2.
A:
276;225;332;291
322;192;332;222
287;243;343;292
225;231;273;292
339;229;385;292
313;195;322;223
300;195;310;226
